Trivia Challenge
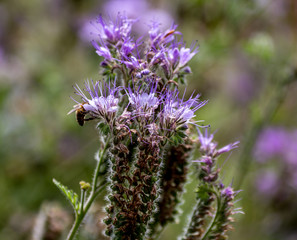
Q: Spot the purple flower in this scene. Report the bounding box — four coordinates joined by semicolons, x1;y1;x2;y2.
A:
221;186;235;200
91;38;113;61
150;49;165;65
69;80;120;124
159;90;206;131
167;46;180;68
120;38;137;58
216;141;240;156
254;127;288;163
256;170;279;197
92;13;136;46
178;45;198;68
198;128;239;156
126;84;159;118
122;56;142;70
148;20;179;49
165;41;199;70
198;129;217;154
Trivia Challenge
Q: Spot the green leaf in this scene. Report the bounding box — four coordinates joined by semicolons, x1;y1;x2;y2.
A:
196;185;212;201
53;178;80;213
97;122;110;135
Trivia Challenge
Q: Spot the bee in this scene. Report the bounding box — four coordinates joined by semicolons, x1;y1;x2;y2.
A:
75;103;87;126
68;102;94;126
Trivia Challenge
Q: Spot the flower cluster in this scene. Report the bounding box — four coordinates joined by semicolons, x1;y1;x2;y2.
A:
88;13;198;84
182;129;240;240
64;13;241;240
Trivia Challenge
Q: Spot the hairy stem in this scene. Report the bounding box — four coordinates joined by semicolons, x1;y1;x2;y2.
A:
66;136;110;240
200;192;221;240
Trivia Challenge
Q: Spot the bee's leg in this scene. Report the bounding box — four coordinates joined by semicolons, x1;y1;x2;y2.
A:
84;117;96;121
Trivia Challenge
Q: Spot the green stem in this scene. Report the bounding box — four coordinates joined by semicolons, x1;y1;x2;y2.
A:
66;136;110;240
66;185;105;240
201;191;221;240
79;188;86;215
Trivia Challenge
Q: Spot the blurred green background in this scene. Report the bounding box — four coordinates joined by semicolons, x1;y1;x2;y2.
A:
1;0;297;239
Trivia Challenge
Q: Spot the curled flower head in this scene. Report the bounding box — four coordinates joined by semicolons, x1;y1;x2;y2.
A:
164;40;199;71
120;37;137;58
69;80;120;125
221;186;235;200
148;20;179;49
178;43;199;68
93;14;136;44
126;83;159;118
198;128;239;157
122;56;142;70
92;38;113;61
159;90;207;131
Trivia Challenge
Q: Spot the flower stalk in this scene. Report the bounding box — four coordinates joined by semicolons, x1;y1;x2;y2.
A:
54;12;241;240
65;136;110;240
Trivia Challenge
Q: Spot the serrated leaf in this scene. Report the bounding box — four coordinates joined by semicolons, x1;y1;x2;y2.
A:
53;178;80;213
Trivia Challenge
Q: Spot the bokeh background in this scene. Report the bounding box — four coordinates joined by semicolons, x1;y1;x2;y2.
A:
1;0;297;239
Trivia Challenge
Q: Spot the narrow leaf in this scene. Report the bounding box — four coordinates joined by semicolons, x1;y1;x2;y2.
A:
53;178;80;213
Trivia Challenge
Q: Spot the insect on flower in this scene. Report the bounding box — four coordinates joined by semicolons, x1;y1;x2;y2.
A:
68;102;94;126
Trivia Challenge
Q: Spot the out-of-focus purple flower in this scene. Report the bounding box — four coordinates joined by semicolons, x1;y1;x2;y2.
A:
254;127;287;163
103;0;174;37
78;16;99;43
226;71;255;105
136;9;174;36
69;80;120;124
284;130;297;167
256;170;279;197
103;0;149;20
159;90;206;131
